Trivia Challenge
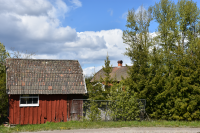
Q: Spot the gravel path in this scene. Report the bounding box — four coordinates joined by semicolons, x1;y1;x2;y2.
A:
20;127;200;133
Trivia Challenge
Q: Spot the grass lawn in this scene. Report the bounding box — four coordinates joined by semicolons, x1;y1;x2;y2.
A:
1;120;200;133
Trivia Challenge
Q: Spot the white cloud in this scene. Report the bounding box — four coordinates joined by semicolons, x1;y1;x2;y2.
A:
64;33;107;49
0;0;53;16
135;6;147;14
108;9;113;16
122;12;128;19
76;29;128;62
33;54;58;59
122;6;148;20
70;0;82;8
0;0;79;53
83;66;102;77
53;0;69;19
135;6;150;22
0;0;132;76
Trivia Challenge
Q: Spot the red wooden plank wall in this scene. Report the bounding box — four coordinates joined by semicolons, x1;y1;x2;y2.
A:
8;94;82;125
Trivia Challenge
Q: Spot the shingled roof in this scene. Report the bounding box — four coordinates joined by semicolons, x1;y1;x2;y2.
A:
90;66;129;82
6;59;87;94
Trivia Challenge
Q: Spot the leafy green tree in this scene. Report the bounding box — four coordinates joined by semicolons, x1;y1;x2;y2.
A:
177;0;200;49
85;100;101;121
121;6;157;121
143;47;166;118
122;6;152;99
151;0;200;120
0;42;10;121
122;0;200;121
151;0;179;120
108;83;139;121
154;42;200;120
153;0;178;77
86;73;105;100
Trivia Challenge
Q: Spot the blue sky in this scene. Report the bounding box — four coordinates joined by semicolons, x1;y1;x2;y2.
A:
0;0;199;76
60;0;159;32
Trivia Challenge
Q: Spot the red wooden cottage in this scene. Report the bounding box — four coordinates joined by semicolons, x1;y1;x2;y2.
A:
6;59;87;125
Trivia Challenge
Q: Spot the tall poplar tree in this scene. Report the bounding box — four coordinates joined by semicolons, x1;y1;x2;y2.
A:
153;0;178;76
152;0;200;120
122;0;200;120
123;6;152;99
177;0;200;50
152;0;179;120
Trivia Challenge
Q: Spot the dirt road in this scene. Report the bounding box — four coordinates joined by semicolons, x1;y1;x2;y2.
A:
20;127;200;133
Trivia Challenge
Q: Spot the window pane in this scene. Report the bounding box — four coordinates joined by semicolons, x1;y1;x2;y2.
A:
27;98;32;104
33;98;38;104
20;98;26;104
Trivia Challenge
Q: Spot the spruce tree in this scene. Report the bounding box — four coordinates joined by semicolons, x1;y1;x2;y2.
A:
144;46;166;118
100;53;114;99
151;0;200;120
88;54;114;100
122;0;200;120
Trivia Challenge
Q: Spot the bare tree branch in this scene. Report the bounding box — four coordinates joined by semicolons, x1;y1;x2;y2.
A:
10;47;37;59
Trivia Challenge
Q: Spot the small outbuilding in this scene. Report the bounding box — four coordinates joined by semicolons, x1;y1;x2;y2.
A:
6;59;87;125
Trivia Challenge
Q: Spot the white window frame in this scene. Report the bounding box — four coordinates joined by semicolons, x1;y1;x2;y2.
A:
93;82;105;91
19;94;39;107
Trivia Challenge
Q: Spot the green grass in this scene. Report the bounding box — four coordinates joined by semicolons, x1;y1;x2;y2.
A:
1;120;200;133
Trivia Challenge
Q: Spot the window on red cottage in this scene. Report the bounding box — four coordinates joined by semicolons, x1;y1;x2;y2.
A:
19;94;39;107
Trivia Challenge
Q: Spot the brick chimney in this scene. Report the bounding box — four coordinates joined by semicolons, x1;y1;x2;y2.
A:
117;60;123;67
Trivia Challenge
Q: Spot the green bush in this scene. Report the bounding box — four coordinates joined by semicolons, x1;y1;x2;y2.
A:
108;84;140;121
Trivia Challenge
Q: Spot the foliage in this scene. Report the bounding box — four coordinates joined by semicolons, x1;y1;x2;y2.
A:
0;43;9;70
0;43;37;123
100;54;113;89
151;0;200;120
122;0;200;121
177;0;200;49
108;84;139;121
83;76;93;99
122;5;152;96
86;78;105;101
85;54;115;121
0;43;9;121
0;71;7;119
88;54;114;101
84;100;101;121
99;53;117;100
122;5;153;119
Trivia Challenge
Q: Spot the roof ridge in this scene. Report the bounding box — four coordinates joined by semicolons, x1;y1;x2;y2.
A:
6;58;78;61
95;66;129;74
